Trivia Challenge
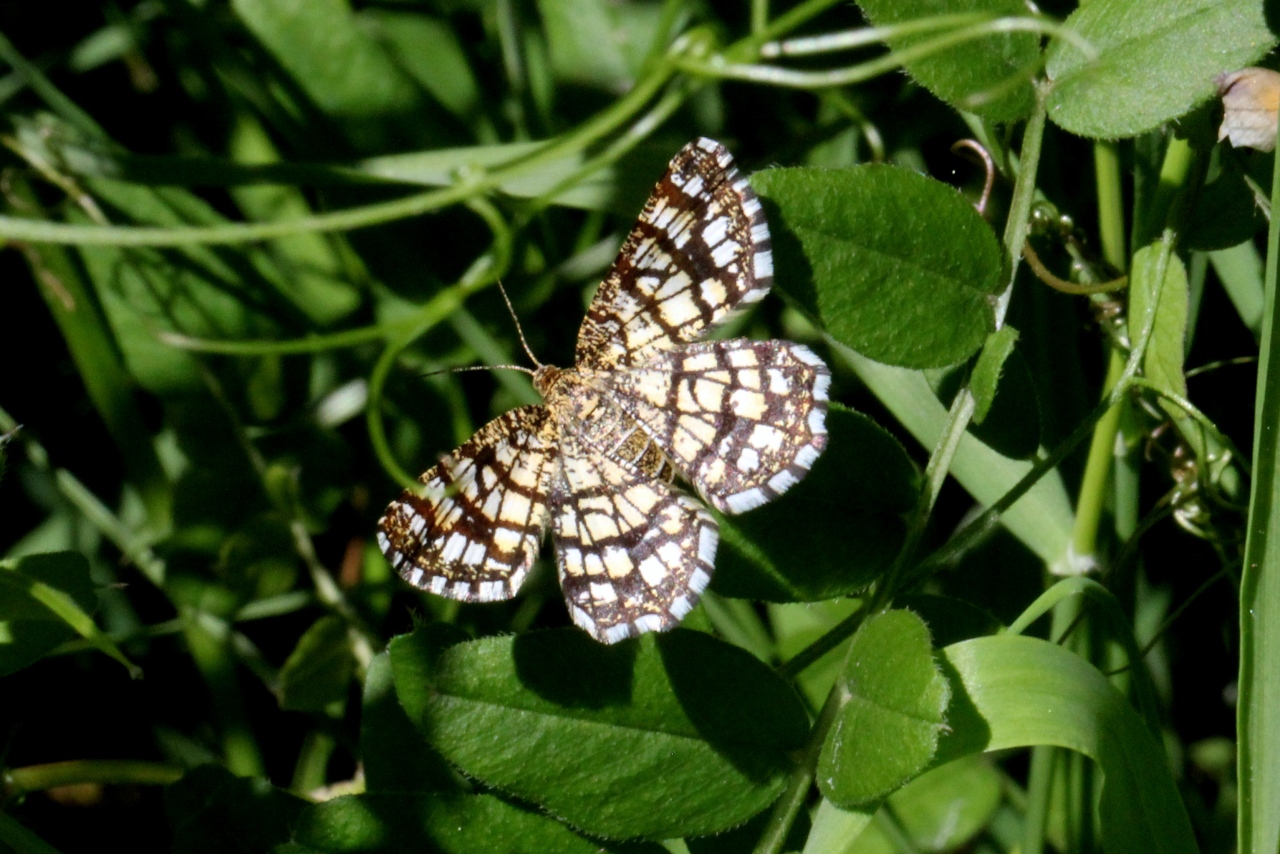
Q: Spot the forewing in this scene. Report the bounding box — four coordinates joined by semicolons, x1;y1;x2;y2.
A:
377;406;558;602
608;339;830;515
550;431;718;644
575;137;773;370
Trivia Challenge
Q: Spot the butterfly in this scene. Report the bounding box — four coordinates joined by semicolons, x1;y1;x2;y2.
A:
378;138;829;643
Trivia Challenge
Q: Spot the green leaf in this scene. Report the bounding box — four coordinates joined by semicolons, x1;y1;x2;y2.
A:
74;178;290;394
841;755;1003;854
1045;0;1277;139
361;642;462;793
968;326;1019;423
938;635;1198;854
293;792;661;853
854;0;1039;121
0;552;97;677
278;616;357;712
754;165;1004;369
817;610;951;808
390;627;808;839
232;0;425;150
1129;242;1190;402
167;765;307;854
537;0;660;90
712;407;916;602
360;10;483;124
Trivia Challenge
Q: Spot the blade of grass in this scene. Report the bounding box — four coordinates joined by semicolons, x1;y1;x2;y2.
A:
1237;109;1280;854
6;175;171;526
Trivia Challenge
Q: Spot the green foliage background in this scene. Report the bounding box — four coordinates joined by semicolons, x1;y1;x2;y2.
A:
1;1;1278;852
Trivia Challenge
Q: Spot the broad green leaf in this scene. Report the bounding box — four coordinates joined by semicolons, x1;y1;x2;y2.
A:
293;793;661;853
938;635;1197;854
278;616;357;712
1045;0;1277;139
360;10;483;124
1238;131;1280;854
0;552;96;677
361;644;461;793
167;765;307;854
232;0;425;150
1129;242;1189;402
842;756;1003;854
390;627;808;839
854;0;1038;121
537;0;661;90
754;165;1004;369
839;346;1073;564
968;326;1019;423
818;610;951;808
74;177;291;394
712;407;916;602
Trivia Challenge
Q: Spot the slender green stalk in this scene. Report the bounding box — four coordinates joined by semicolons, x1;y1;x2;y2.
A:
1094;141;1126;269
753;687;843;854
751;0;769;34
3;760;183;797
682;18;1079;92
996;81;1048;325
1021;747;1056;854
0;52;678;247
1069;350;1126;569
1236;103;1280;854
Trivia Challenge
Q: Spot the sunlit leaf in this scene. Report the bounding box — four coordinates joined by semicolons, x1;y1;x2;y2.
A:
854;0;1039;121
1045;0;1277;139
390;627;808;839
818;610;950;808
754;165;1004;369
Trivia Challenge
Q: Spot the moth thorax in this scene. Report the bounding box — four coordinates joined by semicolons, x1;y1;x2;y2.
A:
532;365;564;398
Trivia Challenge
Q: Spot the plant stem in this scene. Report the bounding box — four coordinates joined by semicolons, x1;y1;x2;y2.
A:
3;760;183;797
753;686;843;854
1094;141;1126;269
996;81;1048;326
1068;350;1126;570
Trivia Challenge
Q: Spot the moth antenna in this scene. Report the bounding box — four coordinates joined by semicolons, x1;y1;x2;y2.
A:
495;280;542;368
421;364;537;380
